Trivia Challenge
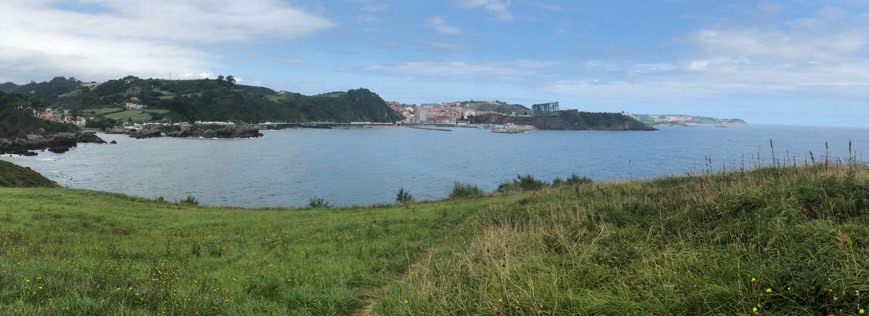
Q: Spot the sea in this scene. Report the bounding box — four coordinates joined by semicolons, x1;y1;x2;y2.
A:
2;125;867;208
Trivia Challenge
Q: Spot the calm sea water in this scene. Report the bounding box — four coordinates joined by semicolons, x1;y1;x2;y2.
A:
2;125;867;207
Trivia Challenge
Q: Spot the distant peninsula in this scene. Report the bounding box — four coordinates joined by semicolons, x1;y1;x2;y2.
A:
632;114;747;126
470;109;656;131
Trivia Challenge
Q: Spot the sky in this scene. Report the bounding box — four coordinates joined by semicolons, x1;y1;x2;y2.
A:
0;0;867;127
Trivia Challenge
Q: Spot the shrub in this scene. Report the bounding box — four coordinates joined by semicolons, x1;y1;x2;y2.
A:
564;173;593;186
308;197;329;208
497;174;549;192
180;194;199;206
396;188;414;203
449;182;484;199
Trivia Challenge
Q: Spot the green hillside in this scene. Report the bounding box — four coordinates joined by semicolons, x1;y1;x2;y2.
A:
0;160;60;188
0;76;403;124
1;162;867;315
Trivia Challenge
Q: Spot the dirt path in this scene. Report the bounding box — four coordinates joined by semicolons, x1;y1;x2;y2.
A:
349;200;497;316
352;285;388;316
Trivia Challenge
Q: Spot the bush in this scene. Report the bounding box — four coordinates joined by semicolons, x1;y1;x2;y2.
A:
396;188;414;203
180;194;199;206
562;173;593;187
449;182;484;199
308;197;329;208
497;174;549;192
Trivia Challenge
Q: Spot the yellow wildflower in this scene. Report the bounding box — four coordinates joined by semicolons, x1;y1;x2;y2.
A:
752;307;758;313
858;308;864;314
765;288;772;293
498;298;503;303
403;299;408;304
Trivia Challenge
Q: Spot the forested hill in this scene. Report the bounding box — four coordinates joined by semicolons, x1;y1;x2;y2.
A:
0;76;403;124
0;91;78;138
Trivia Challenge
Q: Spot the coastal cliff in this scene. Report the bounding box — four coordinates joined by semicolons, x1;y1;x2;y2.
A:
470;110;656;131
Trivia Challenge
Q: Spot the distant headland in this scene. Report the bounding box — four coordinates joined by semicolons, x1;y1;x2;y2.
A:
1;76;677;155
631;113;747;126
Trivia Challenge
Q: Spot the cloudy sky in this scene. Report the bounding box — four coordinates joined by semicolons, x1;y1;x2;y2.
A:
1;0;867;127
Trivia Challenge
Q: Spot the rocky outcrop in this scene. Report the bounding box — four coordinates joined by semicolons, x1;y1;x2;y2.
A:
127;124;263;139
0;132;106;155
192;125;263;138
128;129;162;139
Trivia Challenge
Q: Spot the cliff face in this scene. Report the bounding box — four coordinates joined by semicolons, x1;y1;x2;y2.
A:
471;110;657;131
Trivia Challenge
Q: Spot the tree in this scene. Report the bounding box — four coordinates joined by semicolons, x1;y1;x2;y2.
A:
216;75;225;82
226;75;236;85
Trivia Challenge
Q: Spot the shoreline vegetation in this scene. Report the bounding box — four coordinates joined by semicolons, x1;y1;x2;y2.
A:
1;153;867;314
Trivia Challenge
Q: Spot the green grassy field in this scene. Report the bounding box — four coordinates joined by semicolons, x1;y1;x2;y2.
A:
103;109;171;122
88;108;124;116
1;163;867;315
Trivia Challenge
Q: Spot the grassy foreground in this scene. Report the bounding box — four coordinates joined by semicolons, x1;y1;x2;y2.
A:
1;163;867;315
0;187;511;315
376;164;869;315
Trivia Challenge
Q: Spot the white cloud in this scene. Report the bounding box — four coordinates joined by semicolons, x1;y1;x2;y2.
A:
0;0;333;83
177;72;214;80
428;17;461;35
690;28;866;62
359;59;557;81
548;7;869;102
456;0;513;20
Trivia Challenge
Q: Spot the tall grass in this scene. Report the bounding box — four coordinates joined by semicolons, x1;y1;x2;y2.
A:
374;162;869;315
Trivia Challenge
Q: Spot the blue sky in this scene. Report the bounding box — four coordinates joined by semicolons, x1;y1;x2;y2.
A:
0;0;867;127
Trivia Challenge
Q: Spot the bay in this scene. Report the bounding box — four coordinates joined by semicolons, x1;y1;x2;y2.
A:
2;125;866;207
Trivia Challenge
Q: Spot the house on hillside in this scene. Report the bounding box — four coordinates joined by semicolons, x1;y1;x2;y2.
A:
35;109;64;122
64;115;87;127
126;96;145;110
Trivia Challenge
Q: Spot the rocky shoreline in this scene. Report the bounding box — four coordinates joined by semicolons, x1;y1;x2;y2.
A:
127;125;263;139
0;132;106;156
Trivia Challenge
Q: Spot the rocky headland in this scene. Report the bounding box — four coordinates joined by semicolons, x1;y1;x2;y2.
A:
471;109;657;131
128;124;263;139
0;132;106;156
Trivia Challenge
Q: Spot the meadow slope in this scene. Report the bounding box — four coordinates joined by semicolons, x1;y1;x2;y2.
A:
374;164;869;315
